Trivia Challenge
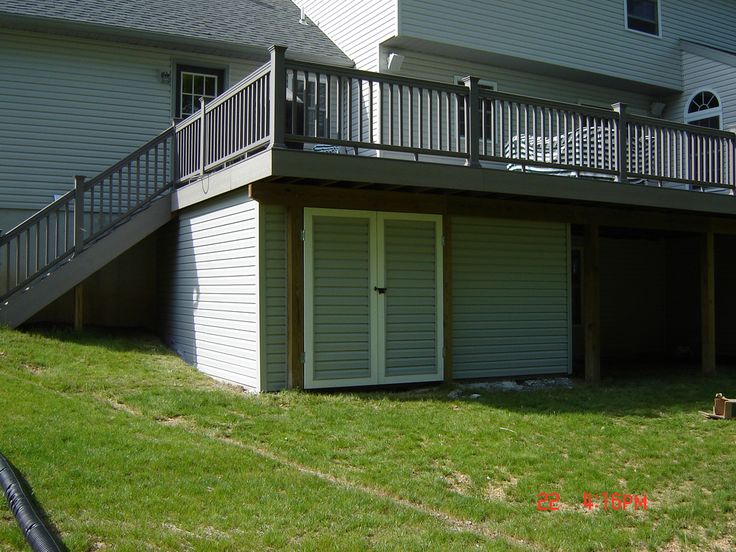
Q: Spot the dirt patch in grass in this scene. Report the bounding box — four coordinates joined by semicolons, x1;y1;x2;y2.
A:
22;363;44;374
96;396;141;416
157;415;189;427
485;475;517;502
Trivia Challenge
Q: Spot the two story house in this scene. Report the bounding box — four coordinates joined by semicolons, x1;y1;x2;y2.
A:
2;0;735;392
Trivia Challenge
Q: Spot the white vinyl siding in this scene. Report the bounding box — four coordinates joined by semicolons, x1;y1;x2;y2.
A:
0;30;257;212
665;52;736;131
159;192;261;391
398;0;736;91
296;0;396;70
451;217;570;378
383;218;439;378
261;204;288;391
396;49;654;115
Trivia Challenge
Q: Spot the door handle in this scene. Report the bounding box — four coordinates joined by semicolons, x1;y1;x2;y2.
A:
374;286;387;294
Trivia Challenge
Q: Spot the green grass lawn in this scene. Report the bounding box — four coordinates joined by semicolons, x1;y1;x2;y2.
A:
0;327;734;551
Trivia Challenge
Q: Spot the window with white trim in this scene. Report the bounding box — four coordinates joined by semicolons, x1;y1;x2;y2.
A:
684;91;721;129
176;65;225;119
454;76;497;138
626;0;660;36
286;74;328;138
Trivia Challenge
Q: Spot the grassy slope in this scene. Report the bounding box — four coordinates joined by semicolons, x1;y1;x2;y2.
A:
0;327;734;551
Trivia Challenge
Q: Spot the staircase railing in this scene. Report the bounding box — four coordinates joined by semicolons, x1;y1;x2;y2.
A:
175;63;272;182
0;128;175;303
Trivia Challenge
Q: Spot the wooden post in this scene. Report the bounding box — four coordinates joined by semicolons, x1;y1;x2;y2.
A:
461;76;481;168
269;45;288;150
612;103;628;183
199;97;207;176
73;284;84;331
287;205;304;389
73;175;86;255
583;223;601;383
701;230;716;375
442;215;453;382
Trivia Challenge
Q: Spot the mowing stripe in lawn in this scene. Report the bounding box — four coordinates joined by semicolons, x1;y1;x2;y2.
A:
2;370;541;552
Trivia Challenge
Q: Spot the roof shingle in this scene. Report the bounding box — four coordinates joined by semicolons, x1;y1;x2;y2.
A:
0;0;352;65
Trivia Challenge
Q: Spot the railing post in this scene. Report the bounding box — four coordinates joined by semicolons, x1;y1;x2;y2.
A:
269;45;288;149
73;175;86;255
199;97;207;176
462;76;481;168
612;102;628;182
171;120;180;184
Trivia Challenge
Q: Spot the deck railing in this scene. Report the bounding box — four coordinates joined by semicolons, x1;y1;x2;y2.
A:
4;46;736;304
0;129;175;302
173;46;736;193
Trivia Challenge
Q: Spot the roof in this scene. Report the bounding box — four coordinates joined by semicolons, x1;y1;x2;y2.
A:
0;0;352;66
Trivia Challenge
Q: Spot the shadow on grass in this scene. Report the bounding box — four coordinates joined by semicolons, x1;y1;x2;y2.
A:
21;323;166;354
311;365;736;418
17;325;736;417
2;454;68;552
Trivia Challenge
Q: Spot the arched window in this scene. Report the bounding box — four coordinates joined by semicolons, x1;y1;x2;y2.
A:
684;91;722;129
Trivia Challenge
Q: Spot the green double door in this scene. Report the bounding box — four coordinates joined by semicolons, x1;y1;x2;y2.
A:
304;208;444;389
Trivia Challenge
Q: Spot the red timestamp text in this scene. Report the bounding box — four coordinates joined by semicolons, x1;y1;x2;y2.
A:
536;491;648;511
582;491;647;511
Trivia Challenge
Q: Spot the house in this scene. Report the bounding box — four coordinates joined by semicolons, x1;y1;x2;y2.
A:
2;0;736;392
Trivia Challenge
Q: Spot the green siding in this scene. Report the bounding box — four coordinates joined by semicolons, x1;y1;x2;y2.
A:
452;217;570;378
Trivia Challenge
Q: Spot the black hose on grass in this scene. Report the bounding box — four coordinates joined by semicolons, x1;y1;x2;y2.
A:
0;451;61;552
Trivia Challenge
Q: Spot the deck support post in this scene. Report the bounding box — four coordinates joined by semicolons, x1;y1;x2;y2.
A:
461;76;481;168
287;205;304;389
269;45;288;150
583;223;601;383
612;103;628;183
701;230;716;375
73;175;86;255
73;284;84;331
442;215;453;382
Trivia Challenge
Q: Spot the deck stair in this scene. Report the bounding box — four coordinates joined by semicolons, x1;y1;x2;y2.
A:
0;128;176;327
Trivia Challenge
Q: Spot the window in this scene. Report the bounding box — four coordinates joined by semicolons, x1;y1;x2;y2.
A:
286;74;328;138
626;0;660;36
685;90;721;129
176;65;225;119
454;76;497;139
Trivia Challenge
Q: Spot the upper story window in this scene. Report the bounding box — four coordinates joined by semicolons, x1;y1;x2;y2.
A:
685;91;722;129
286;74;328;138
626;0;660;36
176;65;225;119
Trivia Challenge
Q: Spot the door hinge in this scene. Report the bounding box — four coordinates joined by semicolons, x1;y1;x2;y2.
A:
300;351;306;364
300;229;305;242
442;235;446;247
